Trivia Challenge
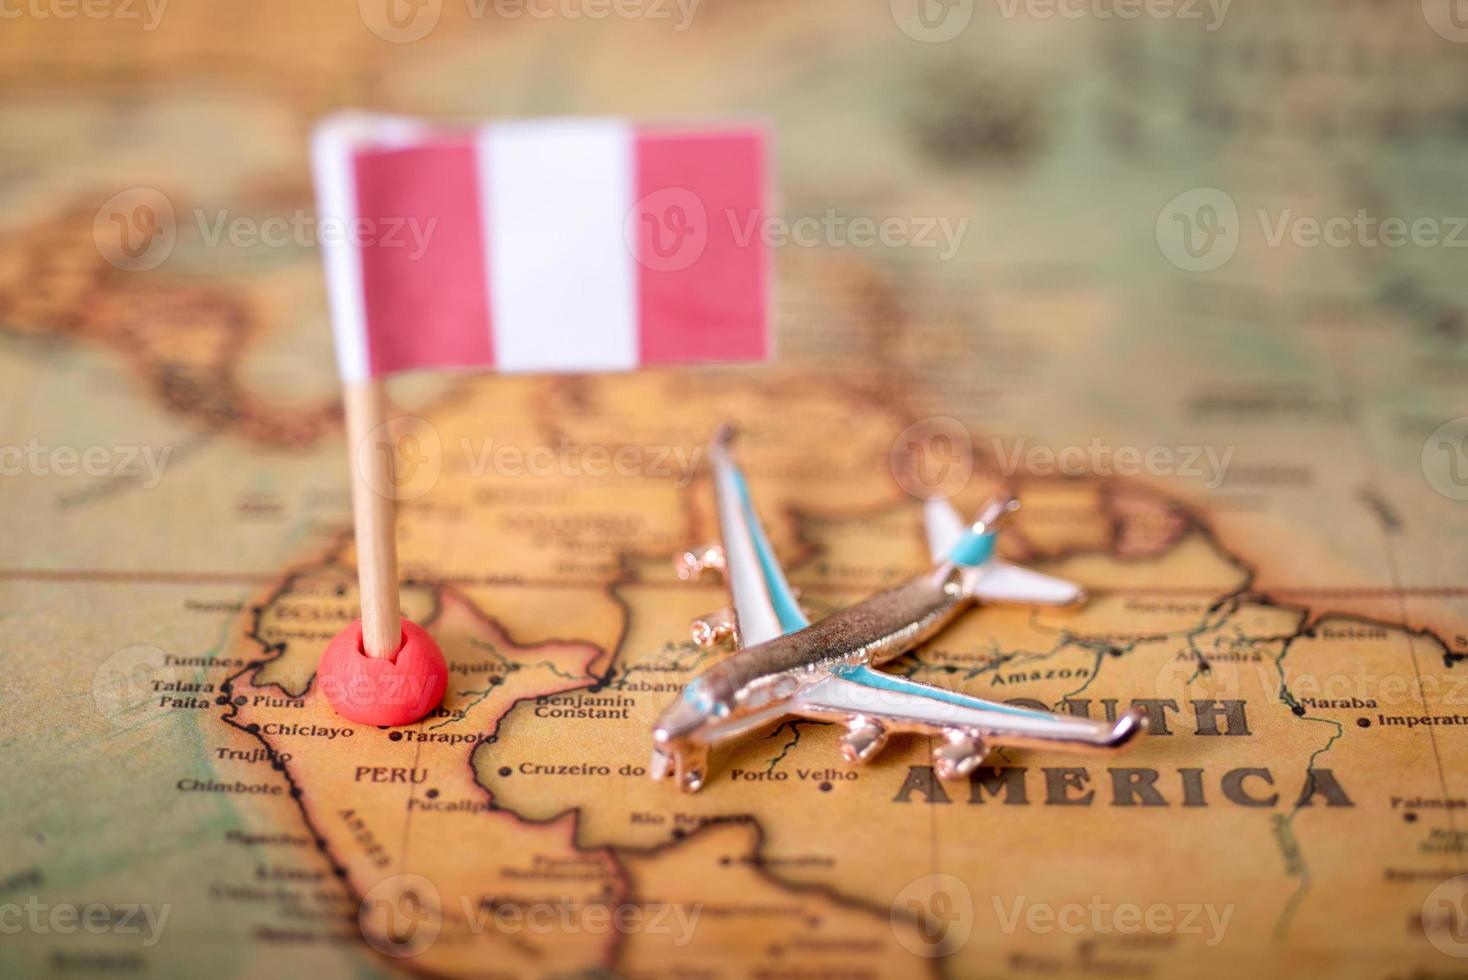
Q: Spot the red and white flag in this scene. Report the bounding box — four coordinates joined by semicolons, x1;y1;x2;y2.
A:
311;113;769;381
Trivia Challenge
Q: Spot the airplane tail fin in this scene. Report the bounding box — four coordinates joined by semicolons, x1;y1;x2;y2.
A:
923;495;1087;606
923;494;1019;566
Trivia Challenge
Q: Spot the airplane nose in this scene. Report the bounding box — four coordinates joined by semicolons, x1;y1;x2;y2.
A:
654;688;713;744
653;703;702;743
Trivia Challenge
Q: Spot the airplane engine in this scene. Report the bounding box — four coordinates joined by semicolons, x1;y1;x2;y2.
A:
933;731;986;780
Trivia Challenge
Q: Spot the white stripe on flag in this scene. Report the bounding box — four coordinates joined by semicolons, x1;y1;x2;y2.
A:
311;122;371;382
479;120;639;372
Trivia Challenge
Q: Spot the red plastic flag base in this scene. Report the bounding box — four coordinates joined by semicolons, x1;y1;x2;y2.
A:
317;619;447;727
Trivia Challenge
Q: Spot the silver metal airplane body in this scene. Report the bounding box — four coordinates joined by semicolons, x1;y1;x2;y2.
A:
650;428;1147;793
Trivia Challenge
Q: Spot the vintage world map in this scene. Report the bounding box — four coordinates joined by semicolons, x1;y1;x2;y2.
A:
2;2;1467;977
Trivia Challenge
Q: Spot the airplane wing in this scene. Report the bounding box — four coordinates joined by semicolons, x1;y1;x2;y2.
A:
792;663;1143;751
968;561;1085;605
923;497;1085;606
708;428;810;647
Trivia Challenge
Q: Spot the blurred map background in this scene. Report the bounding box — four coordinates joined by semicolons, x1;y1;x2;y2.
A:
2;1;1468;977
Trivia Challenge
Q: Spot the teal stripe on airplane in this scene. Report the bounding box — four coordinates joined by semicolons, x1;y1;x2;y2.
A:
830;663;1062;721
948;528;997;568
731;467;809;633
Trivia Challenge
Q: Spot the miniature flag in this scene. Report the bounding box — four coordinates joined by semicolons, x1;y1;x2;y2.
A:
311;113;768;381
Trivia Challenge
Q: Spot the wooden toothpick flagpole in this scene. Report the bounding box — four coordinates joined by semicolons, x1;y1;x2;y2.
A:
344;378;403;659
311;115;447;726
318;374;445;724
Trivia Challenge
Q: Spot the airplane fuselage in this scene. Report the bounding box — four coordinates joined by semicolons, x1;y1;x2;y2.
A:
661;563;974;744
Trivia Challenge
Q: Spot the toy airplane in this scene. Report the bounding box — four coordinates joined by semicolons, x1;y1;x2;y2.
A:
650;427;1147;793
